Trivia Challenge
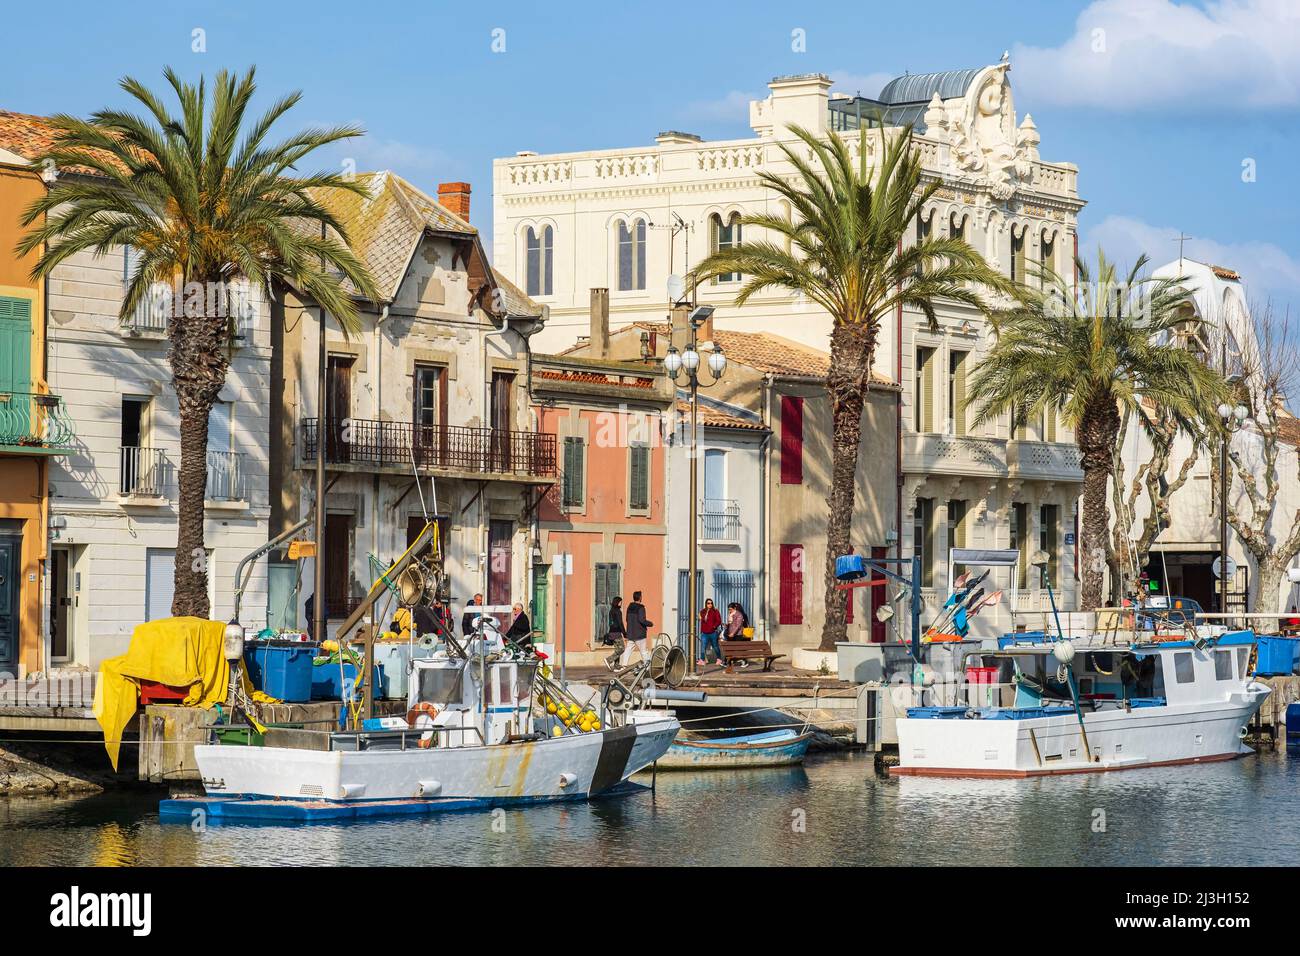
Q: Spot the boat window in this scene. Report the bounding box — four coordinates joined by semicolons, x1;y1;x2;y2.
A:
1237;647;1249;679
416;662;466;705
1214;650;1234;681
496;666;514;706
1173;652;1195;684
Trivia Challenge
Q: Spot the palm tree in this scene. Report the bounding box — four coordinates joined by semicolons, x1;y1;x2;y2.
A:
18;67;378;618
965;252;1227;609
693;124;1011;651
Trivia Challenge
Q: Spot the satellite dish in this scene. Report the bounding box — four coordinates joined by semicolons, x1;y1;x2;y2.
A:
666;274;686;303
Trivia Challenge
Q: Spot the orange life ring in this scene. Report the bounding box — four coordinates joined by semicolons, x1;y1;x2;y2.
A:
405;701;442;749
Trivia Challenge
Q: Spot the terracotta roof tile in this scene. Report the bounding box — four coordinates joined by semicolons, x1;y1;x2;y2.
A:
535;368;655;389
1210;264;1240;281
675;400;768;431
0;109;128;176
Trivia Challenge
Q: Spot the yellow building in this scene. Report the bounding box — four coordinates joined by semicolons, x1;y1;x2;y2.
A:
1;129;75;674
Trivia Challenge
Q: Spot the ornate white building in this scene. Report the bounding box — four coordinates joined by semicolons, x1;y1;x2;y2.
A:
493;62;1088;634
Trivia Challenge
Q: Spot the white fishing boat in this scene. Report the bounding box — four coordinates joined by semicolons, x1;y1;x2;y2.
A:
186;623;679;811
893;630;1271;778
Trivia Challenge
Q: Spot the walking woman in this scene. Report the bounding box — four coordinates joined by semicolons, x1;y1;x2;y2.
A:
698;598;723;667
603;595;627;670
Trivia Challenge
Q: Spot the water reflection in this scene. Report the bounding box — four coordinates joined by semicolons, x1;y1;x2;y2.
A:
1;752;1296;866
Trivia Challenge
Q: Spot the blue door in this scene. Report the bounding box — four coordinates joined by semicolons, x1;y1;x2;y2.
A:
0;532;19;669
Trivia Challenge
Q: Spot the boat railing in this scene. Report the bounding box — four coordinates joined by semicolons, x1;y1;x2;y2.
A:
328;723;487;751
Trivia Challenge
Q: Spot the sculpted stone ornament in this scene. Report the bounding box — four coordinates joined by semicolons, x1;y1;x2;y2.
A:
945;64;1038;200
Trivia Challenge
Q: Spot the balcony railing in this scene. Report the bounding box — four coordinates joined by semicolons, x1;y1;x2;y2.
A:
1007;440;1083;482
700;498;740;542
0;391;75;451
121;446;168;496
122;282;255;340
301;418;557;478
903;432;1008;477
206;449;248;501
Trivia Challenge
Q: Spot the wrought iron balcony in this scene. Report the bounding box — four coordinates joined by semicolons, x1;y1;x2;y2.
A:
300;418;557;479
121;282;255;341
206;449;248;501
0;391;76;452
120;445;168;496
700;498;740;542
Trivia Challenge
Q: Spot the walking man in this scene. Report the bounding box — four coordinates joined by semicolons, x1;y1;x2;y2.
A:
624;590;653;665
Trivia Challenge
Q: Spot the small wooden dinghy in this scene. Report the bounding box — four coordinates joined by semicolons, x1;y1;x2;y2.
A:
654;728;812;770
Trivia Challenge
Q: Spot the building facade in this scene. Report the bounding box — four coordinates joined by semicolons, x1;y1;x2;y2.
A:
493;62;1085;638
269;174;555;636
0;133;76;675
1;110;268;671
530;323;673;658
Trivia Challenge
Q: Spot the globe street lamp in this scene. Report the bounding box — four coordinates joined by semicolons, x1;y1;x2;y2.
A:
1217;398;1249;617
664;294;725;673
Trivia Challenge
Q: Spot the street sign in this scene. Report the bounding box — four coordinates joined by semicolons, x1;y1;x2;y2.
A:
1212;556;1236;579
288;540;316;560
1064;532;1076;546
552;553;573;576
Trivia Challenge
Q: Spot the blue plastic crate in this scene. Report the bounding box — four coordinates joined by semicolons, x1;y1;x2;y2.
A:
311;660;385;701
244;643;317;703
1254;636;1300;677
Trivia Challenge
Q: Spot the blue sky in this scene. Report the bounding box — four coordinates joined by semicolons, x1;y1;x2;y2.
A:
5;0;1298;309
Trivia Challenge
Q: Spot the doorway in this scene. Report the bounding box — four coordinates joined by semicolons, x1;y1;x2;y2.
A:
324;513;352;618
488;519;513;608
0;525;20;670
50;546;74;661
490;372;514;470
325;355;354;462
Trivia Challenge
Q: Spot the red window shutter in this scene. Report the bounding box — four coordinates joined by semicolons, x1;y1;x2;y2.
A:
779;544;804;625
780;396;803;485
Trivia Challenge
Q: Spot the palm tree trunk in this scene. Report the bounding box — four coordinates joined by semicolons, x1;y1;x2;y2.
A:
169;303;230;618
1078;400;1120;610
819;323;872;652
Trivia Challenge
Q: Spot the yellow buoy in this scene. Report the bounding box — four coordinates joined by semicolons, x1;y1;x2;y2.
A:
551;726;563;737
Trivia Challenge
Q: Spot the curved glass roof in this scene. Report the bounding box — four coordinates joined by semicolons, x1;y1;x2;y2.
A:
877;68;982;105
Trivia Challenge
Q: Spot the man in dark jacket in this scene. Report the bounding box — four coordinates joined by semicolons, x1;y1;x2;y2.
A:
624;591;653;664
504;602;533;651
461;593;483;636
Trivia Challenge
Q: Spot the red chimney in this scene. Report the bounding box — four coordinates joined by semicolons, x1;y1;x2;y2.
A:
437;182;471;221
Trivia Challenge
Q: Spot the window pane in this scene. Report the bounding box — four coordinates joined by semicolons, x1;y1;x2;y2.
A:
635;219;646;290
1174;651;1195;684
1214;650;1233;681
542;226;554;295
526;228;540;296
617;221;632;292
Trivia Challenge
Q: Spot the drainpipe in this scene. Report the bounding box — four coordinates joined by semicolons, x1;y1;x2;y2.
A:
895;264;904;571
761;372;773;638
373;306;389;562
759;372;773;636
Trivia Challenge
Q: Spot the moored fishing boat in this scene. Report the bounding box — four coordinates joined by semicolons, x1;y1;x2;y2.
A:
653;728;812;770
893;630;1271;778
164;619;679;822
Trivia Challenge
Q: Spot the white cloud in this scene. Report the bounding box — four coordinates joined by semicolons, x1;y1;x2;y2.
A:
680;89;757;125
1013;0;1300;109
1082;214;1300;307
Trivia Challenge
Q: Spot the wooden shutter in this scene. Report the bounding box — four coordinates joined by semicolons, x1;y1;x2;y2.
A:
563;437;584;508
921;349;935;432
953;351;967;435
779;544;804;625
780;396;804;485
0;296;33;394
629;444;649;510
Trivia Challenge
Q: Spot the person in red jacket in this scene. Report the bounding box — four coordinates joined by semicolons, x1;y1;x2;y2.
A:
698;598;723;666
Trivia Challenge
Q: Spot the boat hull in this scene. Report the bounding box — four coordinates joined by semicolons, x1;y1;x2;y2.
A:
893;692;1268;778
193;715;679;802
654;730;812;770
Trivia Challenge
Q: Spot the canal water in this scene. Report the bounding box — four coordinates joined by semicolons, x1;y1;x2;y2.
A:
2;751;1296;866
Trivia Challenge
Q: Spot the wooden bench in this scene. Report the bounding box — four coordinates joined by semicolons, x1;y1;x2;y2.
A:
719;639;783;672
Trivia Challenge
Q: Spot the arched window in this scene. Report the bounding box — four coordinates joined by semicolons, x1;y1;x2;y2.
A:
525;225;553;297
949;212;966;243
1039;229;1055;286
616;217;647;292
1010;225;1026;282
710;212;742;283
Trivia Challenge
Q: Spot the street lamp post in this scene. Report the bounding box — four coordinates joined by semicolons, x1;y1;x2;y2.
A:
664;291;725;675
1217;398;1248;618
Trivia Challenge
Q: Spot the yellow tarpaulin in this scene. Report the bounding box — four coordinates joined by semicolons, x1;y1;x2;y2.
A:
94;617;271;770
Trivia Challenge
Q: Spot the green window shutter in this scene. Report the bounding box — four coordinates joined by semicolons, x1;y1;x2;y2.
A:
953;352;967;435
563;437;585;508
0;295;34;394
921;350;935;432
629;444;649;510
